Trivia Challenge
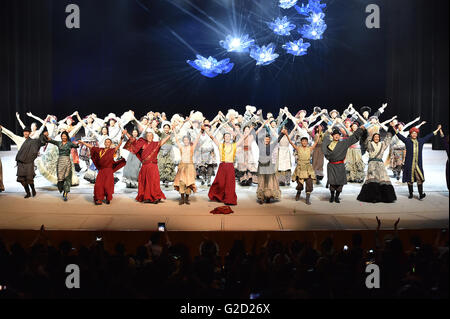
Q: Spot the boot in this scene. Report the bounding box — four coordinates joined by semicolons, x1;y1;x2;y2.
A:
63;191;68;202
335;191;341;203
408;184;414;199
329;191;335;203
57;181;64;193
306;193;311;205
295;191;301;201
185;194;190;205
23;183;31;199
29;183;36;197
418;184;426;200
179;194;185;205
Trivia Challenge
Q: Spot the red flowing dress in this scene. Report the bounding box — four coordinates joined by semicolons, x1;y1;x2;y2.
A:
208;143;237;205
126;138;166;202
90;147;126;201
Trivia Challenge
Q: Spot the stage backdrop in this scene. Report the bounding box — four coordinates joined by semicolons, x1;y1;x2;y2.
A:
0;0;448;150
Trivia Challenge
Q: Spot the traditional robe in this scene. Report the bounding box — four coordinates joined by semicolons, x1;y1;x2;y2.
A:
208;143;237;205
90;147;126;201
256;136;280;201
322;127;365;187
396;132;436;184
126;138;166;202
16;135;46;184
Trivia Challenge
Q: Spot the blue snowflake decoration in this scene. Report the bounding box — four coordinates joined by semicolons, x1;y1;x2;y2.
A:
306;12;325;24
187;55;234;78
220;34;255;53
268;16;296;36
279;0;298;9
299;20;327;40
282;39;311;56
249;43;279;66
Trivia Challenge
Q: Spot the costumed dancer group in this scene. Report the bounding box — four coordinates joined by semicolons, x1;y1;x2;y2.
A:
0;103;447;207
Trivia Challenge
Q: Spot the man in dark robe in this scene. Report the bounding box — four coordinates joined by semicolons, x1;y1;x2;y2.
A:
322;125;369;203
395;125;441;200
15;127;47;198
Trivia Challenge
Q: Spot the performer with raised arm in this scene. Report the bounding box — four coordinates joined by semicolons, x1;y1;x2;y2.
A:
122;128;142;188
394;124;442;200
156;122;176;188
16;112;47;139
345;121;365;183
284;128;318;205
254;123;280;204
439;127;449;190
123;129;172;204
173;132;201;205
44;131;80;201
195;123;218;187
204;123;254;206
3;125;48;198
311;124;326;184
357;123;397;203
322;121;370;203
78;133;126;205
388;118;425;180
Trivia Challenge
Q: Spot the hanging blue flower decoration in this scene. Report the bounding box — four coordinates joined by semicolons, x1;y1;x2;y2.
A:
268;16;296;36
187;55;234;78
279;0;298;9
299;20;327;40
249;43;279;66
220;34;255;53
282;39;311;56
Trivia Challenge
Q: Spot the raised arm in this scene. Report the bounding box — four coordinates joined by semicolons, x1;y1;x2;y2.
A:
26;112;46;125
236;125;254;147
173;132;183;149
16;113;26;129
203;125;220;148
68;121;84;139
284;129;298;151
0;125;23;146
159;132;173;147
192;132;201;150
402;117;420;131
416;121;426;129
114;133;125;151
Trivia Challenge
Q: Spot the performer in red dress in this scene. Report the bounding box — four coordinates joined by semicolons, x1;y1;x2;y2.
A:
124;130;172;204
78;135;126;205
203;123;254;206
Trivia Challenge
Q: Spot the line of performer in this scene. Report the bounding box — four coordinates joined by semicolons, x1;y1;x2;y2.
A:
0;103;447;206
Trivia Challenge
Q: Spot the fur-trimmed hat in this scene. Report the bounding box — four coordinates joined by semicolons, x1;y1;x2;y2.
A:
245;105;257;113
360;106;372;114
409;127;420;135
313;107;322;114
331;128;341;136
23;126;32;133
105;113;119;123
330;110;340;117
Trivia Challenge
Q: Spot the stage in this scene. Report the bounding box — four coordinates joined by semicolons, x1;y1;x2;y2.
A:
0;145;448;232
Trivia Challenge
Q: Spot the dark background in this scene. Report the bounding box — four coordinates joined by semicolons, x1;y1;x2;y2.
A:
0;0;448;150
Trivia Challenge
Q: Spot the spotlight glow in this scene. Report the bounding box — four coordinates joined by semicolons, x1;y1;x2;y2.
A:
220;34;255;53
250;43;279;66
279;0;298;9
282;39;311;56
187;55;234;78
268;16;296;36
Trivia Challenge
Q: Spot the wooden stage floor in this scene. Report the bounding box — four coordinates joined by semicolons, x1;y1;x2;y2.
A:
0;145;448;232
